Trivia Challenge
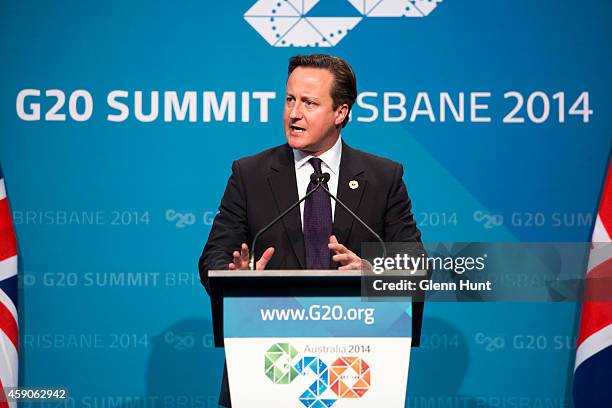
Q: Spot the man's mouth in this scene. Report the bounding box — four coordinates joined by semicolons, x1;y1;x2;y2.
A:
290;125;306;133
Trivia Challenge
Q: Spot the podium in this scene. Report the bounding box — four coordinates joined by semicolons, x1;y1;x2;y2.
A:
209;270;420;408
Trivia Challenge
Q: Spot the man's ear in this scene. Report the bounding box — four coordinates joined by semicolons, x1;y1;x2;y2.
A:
334;104;349;126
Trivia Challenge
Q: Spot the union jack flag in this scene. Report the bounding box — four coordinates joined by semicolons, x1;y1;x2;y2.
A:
574;160;612;407
0;166;18;408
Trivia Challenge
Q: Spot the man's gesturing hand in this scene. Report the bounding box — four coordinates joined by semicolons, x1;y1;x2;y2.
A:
328;235;362;270
228;243;275;270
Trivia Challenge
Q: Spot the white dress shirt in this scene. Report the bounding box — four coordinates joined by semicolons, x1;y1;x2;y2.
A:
292;136;342;229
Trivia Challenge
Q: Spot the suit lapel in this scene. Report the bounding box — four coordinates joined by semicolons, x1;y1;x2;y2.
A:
333;142;366;247
267;145;306;269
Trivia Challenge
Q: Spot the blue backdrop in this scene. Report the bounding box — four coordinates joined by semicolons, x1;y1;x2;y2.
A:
1;0;611;407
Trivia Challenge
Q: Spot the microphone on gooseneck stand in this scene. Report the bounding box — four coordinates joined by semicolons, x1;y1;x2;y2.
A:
315;174;387;263
249;171;387;270
310;172;330;185
248;173;328;270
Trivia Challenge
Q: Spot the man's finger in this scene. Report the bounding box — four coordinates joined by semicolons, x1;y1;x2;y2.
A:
256;247;275;270
229;263;236;270
240;243;250;262
328;242;347;254
328;235;345;253
232;252;242;266
332;253;352;264
338;264;360;270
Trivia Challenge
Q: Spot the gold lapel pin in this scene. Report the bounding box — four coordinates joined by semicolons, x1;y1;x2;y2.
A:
349;180;359;190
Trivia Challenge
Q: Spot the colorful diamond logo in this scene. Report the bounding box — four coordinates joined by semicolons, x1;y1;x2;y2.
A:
265;343;300;384
265;343;371;406
329;357;371;398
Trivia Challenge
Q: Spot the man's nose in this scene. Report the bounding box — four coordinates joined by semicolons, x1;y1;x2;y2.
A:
290;103;303;119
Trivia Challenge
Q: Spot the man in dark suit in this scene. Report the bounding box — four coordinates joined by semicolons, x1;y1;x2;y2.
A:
199;54;423;407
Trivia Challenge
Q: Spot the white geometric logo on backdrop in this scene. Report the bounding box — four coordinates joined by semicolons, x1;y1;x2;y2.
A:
244;0;443;47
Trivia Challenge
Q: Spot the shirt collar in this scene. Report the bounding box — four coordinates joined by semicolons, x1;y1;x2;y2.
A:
293;136;342;175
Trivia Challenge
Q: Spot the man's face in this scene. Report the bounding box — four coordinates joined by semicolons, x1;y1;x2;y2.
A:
283;67;347;156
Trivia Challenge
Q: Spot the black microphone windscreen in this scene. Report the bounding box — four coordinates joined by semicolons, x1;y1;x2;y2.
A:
310;172;331;184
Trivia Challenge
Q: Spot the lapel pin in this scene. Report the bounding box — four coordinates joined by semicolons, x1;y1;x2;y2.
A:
349;180;359;190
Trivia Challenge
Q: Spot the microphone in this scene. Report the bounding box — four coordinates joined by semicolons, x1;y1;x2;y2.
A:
250;171;387;270
249;174;326;270
315;173;387;264
310;172;330;184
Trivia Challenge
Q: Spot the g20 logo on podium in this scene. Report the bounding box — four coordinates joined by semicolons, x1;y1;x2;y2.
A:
264;342;371;407
244;0;443;47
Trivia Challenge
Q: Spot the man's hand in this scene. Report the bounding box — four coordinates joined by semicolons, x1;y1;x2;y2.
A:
328;235;362;270
229;243;275;270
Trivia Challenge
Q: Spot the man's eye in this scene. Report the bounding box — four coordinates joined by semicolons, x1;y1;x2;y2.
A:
306;100;315;106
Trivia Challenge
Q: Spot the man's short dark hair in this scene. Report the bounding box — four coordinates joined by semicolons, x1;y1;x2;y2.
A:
288;54;357;128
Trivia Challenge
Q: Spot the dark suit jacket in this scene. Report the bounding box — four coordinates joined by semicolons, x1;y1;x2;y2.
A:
198;141;424;407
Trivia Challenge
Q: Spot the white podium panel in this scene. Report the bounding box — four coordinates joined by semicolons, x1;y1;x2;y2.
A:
223;296;412;408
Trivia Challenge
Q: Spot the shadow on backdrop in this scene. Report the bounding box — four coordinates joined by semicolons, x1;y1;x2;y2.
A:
116;318;225;408
407;316;488;408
